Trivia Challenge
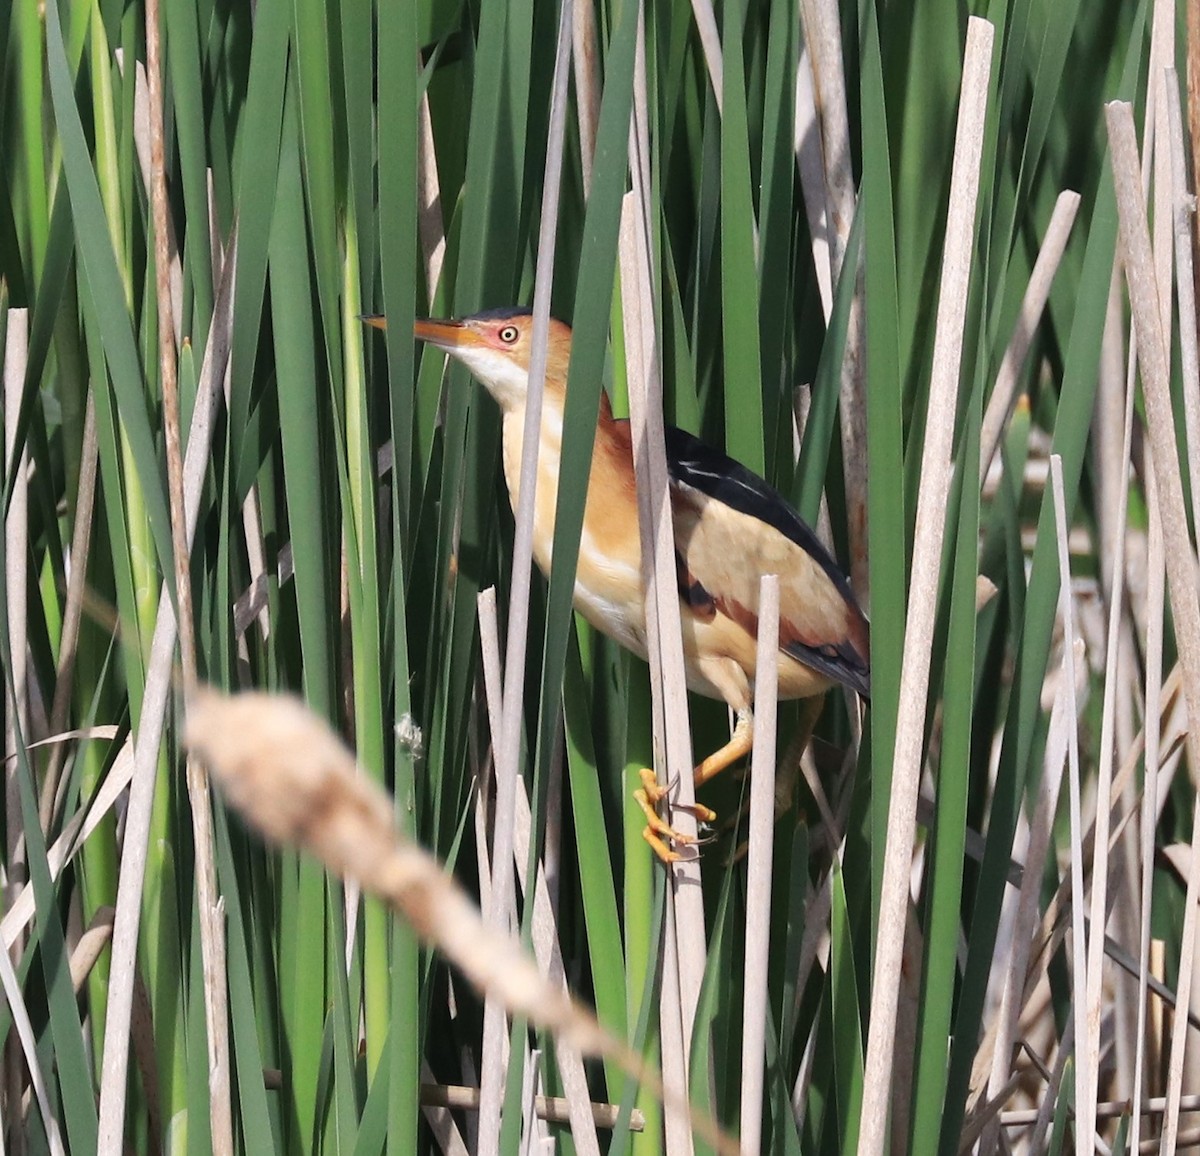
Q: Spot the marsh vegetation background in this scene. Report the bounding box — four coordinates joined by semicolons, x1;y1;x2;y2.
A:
0;0;1198;1152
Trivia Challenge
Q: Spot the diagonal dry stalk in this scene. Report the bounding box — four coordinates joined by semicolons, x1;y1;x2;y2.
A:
978;190;1080;485
689;0;723;112
185;687;740;1156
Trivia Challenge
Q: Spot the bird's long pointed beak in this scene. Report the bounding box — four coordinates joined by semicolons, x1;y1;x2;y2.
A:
362;314;482;353
413;317;471;350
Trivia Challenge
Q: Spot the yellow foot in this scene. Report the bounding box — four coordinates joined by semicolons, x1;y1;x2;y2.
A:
634;768;717;863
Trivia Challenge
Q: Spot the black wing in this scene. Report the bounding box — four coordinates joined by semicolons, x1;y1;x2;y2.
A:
665;425;870;698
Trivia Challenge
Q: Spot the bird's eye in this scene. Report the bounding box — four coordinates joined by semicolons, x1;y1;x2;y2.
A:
498;325;519;344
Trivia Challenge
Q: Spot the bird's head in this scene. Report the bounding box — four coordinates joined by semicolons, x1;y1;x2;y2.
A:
366;308;573;414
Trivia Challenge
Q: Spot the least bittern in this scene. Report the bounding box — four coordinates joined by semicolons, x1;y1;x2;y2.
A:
367;308;870;861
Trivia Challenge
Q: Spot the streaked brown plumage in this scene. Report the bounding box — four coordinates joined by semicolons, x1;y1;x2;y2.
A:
370;307;869;861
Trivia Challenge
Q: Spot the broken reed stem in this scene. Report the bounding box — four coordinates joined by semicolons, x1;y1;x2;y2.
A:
794;52;832;318
478;1;573;1147
689;0;723;112
419;1083;645;1131
856;19;993;1156
185;688;739;1156
1107;99;1200;1154
416;79;445;303
979;190;1080;483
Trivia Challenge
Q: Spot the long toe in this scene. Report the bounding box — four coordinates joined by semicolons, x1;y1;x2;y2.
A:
634;777;706;863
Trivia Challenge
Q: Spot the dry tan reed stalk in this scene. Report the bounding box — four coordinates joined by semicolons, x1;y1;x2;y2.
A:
1124;34;1178;1143
142;0;230;1139
689;0;723;112
68;907;115;994
1011;670;1187;1035
571;0;601;191
978;190;1080;483
856;19;994;1156
476;590;601;1156
738;575;781;1156
417;75;445;303
1026;1007;1074;1151
421;1083;645;1130
1163;73;1200;1148
976;637;1084;1153
621;7;708;1146
0;915;64;1153
127;59;182;343
798;0;869;598
1135;397;1168;1154
185;687;739;1156
96;228;237;1153
3;738;130;951
476;2;574;1146
1050;454;1096;1156
418;1060;470;1154
794;50;833;318
473;587;506;1141
5;310;29;887
1107;99;1200;1154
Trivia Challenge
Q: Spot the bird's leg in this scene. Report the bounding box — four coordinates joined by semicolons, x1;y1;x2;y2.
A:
693;709;754;790
726;695;824;862
772;696;824;818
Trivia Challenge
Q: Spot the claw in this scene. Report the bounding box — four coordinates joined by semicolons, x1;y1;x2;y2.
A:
635;768;716;863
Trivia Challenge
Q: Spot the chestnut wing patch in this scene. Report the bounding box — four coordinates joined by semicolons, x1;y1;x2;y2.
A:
665;426;870;698
676;553;717;620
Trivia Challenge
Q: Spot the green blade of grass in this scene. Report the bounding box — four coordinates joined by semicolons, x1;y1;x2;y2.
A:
44;0;174;596
719;0;764;475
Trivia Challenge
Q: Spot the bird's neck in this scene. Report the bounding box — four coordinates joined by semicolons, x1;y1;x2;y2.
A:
500;394;565;523
499;388;629;569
